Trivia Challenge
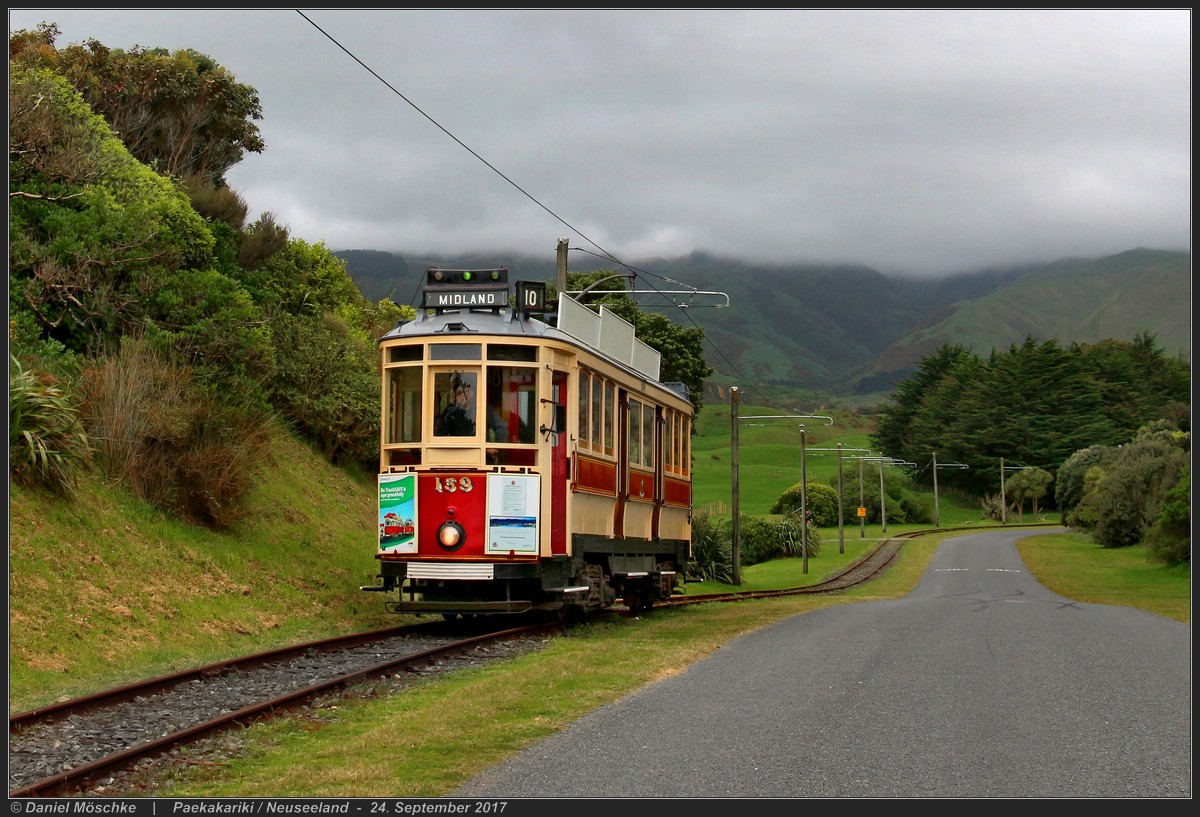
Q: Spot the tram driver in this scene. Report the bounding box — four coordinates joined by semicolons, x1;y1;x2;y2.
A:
438;373;476;436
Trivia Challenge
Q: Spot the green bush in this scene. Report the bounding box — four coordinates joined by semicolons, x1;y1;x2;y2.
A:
1142;465;1190;565
9;354;91;495
770;481;839;526
1090;435;1188;549
738;514;820;565
1055;445;1110;524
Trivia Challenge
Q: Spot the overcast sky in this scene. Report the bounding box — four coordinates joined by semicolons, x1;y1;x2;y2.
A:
8;9;1192;277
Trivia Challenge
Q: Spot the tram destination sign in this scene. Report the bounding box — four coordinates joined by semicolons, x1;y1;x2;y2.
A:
423;288;507;309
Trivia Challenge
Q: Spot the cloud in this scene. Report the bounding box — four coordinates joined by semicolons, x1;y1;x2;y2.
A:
9;8;1191;276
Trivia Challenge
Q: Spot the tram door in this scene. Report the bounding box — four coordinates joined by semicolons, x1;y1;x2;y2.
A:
548;369;568;555
652;406;664;540
614;389;629;537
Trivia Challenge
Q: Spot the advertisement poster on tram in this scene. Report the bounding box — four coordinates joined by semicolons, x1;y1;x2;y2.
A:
378;473;417;553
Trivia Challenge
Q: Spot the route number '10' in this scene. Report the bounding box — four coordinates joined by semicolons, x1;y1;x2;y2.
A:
516;281;546;315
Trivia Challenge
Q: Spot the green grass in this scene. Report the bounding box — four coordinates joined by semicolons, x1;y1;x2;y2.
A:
691;402;889;515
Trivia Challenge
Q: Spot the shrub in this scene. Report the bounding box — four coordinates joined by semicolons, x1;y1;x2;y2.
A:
738;515;786;566
687;511;733;584
9;354;91;495
78;337;273;529
1142;465;1190;565
770;481;839;526
738;514;820;565
778;511;821;558
979;493;1013;522
1090;437;1188;549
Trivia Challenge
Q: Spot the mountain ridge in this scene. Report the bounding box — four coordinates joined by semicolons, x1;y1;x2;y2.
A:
335;246;1190;399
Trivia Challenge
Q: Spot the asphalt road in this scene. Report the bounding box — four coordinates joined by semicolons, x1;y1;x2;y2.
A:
452;528;1191;799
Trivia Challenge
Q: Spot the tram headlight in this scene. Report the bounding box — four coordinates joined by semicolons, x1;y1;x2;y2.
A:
437;521;466;551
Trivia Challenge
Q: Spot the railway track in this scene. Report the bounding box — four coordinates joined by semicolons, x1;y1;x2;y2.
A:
10;525;1024;798
9;619;563;797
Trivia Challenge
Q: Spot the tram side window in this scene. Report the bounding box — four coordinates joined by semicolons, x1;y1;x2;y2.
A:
642;402;654;467
578;372;590;448
665;411;675;474
603;381;614;453
628;399;642;466
591;375;602;447
682;416;691;475
385;366;423;444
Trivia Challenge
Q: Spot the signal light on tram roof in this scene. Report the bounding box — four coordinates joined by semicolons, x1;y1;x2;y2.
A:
425;267;509;287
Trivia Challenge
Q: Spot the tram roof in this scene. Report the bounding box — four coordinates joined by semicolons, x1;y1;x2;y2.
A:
380;302;691;406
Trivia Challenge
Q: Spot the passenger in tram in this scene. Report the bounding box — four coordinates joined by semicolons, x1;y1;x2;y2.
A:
439;375;476;436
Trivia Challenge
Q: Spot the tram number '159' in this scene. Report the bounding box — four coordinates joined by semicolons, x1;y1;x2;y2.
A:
435;476;474;493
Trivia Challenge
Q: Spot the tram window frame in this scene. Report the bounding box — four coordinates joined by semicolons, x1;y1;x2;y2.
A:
384;365;423;445
430;343;482;361
624;395;652;467
487;343;537;362
387;346;422;364
665;410;675;474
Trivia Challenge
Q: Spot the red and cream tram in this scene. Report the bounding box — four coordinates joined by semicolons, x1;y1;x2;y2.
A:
360;267;693;616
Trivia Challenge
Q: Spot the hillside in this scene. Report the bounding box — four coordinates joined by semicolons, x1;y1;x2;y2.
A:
336;247;1189;401
850;247;1191;393
8;426;399;712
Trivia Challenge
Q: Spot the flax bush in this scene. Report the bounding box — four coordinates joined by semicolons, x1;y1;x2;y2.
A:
687;511;733;583
9;354;92;495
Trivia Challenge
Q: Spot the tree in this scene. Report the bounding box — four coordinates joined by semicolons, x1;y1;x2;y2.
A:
1069;423;1189;550
873;343;975;458
1054;445;1110;525
1005;467;1053;520
565;269;714;416
11;24;265;187
10;63;217;357
873;334;1190;500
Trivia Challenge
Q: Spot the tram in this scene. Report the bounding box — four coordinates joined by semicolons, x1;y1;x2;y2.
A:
360;267;693;616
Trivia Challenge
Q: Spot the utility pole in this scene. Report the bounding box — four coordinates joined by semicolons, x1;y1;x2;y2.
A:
932;450;940;527
836;442;845;554
730;387;741;585
1000;457;1006;524
880;463;887;533
555;237;568;299
800;426;808;575
859;457;865;538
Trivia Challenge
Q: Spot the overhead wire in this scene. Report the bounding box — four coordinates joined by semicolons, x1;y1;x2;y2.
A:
296;10;748;385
